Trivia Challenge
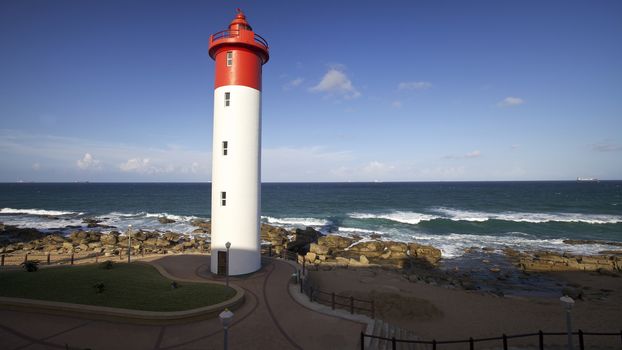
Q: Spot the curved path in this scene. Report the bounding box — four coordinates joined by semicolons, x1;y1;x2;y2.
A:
0;255;365;349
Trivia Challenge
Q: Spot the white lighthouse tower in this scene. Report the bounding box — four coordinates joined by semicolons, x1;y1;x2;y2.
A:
208;9;269;276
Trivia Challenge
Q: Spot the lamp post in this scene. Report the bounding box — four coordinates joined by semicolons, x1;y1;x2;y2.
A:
560;295;575;350
127;224;132;263
219;308;234;350
225;241;231;287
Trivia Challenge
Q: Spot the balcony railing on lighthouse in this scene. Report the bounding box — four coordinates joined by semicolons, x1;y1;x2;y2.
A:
210;29;269;50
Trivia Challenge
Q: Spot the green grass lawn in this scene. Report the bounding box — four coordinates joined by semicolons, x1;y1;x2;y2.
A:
0;263;236;311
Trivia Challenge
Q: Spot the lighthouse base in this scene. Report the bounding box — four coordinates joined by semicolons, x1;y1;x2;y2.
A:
210;247;261;276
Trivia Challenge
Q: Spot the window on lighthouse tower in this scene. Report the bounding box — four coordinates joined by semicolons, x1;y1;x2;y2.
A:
226;51;233;66
221;191;227;206
222;141;228;156
224;92;230;107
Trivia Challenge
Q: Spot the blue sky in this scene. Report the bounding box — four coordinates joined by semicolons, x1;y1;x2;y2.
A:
1;0;621;182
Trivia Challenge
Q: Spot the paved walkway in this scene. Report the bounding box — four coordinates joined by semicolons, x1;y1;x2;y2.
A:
0;255;365;349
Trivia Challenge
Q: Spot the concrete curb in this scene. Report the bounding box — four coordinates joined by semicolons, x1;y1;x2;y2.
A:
0;260;245;325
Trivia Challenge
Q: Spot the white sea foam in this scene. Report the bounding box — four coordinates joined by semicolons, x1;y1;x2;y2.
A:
262;216;331;227
433;207;622;224
144;212;199;222
0;208;80;216
349;211;439;225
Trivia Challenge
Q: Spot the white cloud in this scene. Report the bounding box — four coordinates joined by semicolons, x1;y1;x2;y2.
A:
76;153;101;170
362;161;395;175
391;100;402;108
444;150;481;160
310;68;360;99
119;158;162;174
591;142;622;152
284;77;304;90
32;162;40;171
498;96;525;107
398;81;432;91
465;150;481;158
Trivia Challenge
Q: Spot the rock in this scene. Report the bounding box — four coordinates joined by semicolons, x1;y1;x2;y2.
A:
408;243;442;265
386;242;408;252
305;252;317;262
286;227;322;253
562;287;583;300
350;241;384;253
100;234;117;245
309;243;330;255
156;238;171;247
158;216;176;224
62;242;73;250
191;219;211;230
564;239;622;247
317;235;354;249
359;255;369;265
370;233;382;240
162;232;181;242
490;267;501;273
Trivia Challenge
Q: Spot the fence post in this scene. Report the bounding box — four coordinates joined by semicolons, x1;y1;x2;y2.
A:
24;254;28;263
1;254;4;266
95;253;99;263
268;245;272;257
469;337;474;350
620;330;622;345
360;332;365;350
371;300;375;319
302;258;306;274
392;337;396;350
432;339;437;350
578;330;584;350
539;330;544;350
142;246;145;257
71;253;74;265
47;253;51;265
331;292;335;310
350;296;354;314
502;334;508;350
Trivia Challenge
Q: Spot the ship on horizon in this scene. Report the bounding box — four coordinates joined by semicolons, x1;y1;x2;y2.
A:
577;177;599;182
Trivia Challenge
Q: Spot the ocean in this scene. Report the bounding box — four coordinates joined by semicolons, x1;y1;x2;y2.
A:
1;182;621;259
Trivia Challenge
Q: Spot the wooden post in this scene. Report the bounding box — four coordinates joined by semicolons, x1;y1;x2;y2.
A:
24;254;28;263
578;330;584;350
469;337;474;350
47;253;51;265
432;339;437;350
95;253;99;263
268;245;272;257
302;258;306;274
539;330;544;350
71;253;74;265
360;332;365;350
392;337;396;350
141;246;144;257
1;254;4;266
502;334;508;350
331;292;335;310
350;296;354;314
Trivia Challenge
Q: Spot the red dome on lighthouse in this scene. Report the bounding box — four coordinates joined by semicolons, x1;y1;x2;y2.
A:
208;9;269;64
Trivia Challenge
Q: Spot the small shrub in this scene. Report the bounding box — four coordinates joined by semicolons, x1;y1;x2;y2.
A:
21;260;39;272
101;260;114;270
93;282;105;293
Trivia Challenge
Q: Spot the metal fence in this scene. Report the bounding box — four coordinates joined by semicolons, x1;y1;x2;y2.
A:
271;247;376;318
361;330;622;350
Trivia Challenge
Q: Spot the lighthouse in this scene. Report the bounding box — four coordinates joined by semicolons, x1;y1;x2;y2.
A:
208;9;269;276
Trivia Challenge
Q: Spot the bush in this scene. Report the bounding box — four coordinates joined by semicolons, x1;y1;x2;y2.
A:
93;282;105;293
101;260;114;270
21;260;39;272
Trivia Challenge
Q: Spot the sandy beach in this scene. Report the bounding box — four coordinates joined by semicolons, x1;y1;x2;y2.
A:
309;266;622;348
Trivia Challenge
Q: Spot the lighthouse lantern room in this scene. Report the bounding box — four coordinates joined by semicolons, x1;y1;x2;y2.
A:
208;9;269;276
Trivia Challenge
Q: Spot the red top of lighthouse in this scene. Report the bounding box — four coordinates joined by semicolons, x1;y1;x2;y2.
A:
208;9;269;64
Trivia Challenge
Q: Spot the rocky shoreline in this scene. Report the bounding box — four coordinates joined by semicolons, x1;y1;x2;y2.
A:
2;218;621;278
